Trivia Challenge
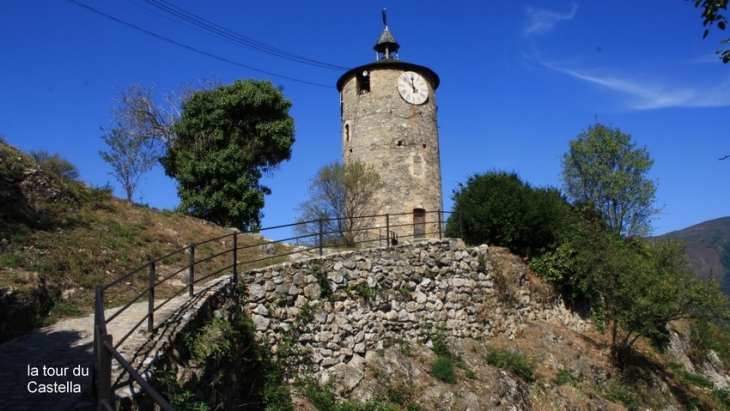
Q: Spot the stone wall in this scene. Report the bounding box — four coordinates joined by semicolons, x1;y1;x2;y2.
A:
242;238;589;372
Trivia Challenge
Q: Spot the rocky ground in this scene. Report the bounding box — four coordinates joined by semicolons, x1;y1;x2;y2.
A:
291;317;727;410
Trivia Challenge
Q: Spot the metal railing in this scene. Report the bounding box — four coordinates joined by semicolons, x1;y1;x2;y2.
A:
93;210;458;410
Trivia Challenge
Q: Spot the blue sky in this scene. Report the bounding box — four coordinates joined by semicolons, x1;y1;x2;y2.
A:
2;1;729;236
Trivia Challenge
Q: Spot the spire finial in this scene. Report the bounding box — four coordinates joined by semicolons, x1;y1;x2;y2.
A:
374;8;399;60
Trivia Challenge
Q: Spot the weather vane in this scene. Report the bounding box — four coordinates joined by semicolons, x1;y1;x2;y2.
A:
382;8;387;28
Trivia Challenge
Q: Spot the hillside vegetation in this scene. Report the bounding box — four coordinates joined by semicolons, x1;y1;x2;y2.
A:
0;141;272;342
4;140;730;409
659;217;730;294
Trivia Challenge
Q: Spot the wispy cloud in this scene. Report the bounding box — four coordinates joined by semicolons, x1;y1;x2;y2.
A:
523;3;578;37
543;61;730;109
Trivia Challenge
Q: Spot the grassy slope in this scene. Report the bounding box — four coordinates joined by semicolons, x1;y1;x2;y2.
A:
0;141;272;342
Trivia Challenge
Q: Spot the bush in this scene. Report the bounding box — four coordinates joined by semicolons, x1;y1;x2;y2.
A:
690;319;730;368
347;282;374;301
431;356;456;383
485;346;535;381
313;264;333;299
28;149;80;181
445;170;568;256
552;369;579;386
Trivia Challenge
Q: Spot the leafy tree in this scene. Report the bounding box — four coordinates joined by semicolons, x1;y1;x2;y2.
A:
688;0;730;63
99;127;159;202
561;122;658;238
531;215;730;366
28;150;80;182
161;79;295;230
294;161;386;246
444;170;569;256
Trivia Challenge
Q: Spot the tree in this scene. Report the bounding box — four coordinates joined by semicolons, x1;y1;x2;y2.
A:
531;214;730;366
161;79;295;230
103;80;222;202
444;170;569;256
110;84;177;153
99;127;159;202
109;79;221;153
28;150;80;182
561;122;658;238
688;0;730;63
294;161;386;246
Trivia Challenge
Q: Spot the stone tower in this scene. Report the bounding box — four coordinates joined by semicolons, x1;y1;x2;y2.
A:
336;16;443;241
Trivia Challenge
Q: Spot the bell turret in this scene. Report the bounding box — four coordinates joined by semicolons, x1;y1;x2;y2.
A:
374;9;399;60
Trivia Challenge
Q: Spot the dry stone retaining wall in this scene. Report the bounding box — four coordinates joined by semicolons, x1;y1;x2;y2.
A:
242;238;589;371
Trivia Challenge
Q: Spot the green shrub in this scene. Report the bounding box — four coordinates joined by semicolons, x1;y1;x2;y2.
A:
690;319;730;368
347;282;374;301
431;356;456;383
425;325;451;358
0;252;24;268
156;366;211;411
444;170;569;256
712;388;730;409
182;312;293;410
485;346;535;382
668;362;714;389
28;149;80;181
601;376;640;410
313;264;333;299
301;376;336;410
552;368;579;386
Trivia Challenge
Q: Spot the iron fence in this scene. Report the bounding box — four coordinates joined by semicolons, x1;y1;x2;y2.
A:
93;210;458;410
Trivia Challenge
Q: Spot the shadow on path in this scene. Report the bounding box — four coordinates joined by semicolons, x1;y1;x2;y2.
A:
0;324;95;411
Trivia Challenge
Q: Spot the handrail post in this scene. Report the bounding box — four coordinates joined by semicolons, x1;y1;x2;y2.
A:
148;261;155;333
386;213;390;247
438;209;443;239
459;212;463;239
97;333;112;410
232;232;238;286
92;285;101;400
188;243;195;297
318;218;324;256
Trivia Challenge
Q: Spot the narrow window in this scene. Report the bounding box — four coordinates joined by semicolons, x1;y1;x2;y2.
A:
357;70;370;94
345;124;350;143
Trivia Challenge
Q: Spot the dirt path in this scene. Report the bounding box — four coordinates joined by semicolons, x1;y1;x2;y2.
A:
0;276;230;411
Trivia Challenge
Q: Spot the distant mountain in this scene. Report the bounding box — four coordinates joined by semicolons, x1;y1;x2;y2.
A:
657;217;730;295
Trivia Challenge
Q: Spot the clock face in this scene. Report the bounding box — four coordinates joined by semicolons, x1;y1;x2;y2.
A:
397;71;429;105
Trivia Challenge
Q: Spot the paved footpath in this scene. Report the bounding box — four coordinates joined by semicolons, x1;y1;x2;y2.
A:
0;276;230;411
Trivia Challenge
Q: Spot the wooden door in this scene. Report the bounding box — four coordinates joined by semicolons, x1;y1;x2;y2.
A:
413;208;426;239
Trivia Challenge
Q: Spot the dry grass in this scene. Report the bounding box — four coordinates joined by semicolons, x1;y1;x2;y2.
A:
0;142;285;341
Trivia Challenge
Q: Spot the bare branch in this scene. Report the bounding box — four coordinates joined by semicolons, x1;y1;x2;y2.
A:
295;161;386;246
111;84;176;149
110;79;221;150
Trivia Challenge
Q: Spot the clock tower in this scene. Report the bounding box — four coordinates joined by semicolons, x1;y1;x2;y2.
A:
336;15;443;242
